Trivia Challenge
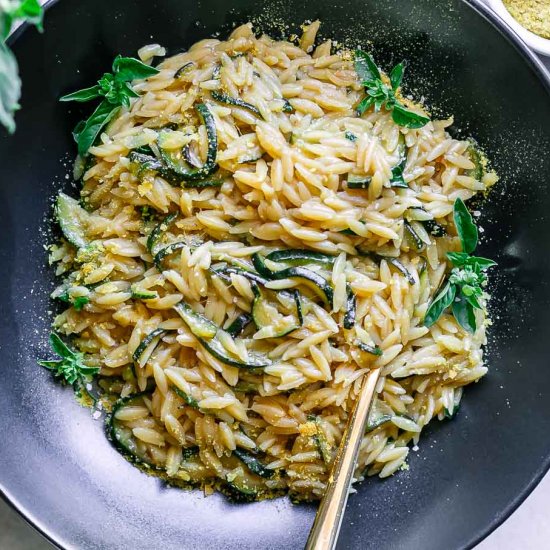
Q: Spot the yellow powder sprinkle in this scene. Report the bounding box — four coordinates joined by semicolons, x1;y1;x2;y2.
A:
299;421;318;437
503;0;550;39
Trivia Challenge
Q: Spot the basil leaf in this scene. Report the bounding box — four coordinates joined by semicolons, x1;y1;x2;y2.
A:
467;256;497;270
354;50;381;83
73;296;90;310
390;61;406;91
60;85;101;103
453;198;478;254
1;0;43;39
391;103;430;129
112;55;160;82
75;100;120;155
0;41;21;134
452;293;477;333
464;291;482;310
447;251;469;267
424;280;456;327
49;333;75;359
356;95;375;116
37;359;63;370
72;119;86;142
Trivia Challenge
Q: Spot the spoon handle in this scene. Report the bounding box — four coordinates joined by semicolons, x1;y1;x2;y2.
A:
305;368;381;550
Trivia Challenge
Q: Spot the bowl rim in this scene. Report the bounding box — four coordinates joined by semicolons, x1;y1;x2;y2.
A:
1;0;550;549
485;0;550;57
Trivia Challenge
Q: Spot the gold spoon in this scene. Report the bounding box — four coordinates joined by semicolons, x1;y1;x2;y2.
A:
305;368;381;550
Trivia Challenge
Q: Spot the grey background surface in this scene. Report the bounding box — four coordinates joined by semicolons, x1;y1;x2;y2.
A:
2;1;549;549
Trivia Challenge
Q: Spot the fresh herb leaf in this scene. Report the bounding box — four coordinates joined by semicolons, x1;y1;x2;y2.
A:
60;54;159;154
453;198;478;254
73;100;120;156
447;251;496;270
452;293;477;333
73;296;89;310
390;60;406;91
1;0;43;40
0;0;44;133
356;95;375;116
391;104;430;129
424;198;495;332
424;280;456;327
0;41;20;133
354;50;429;129
38;333;99;385
59;85;101;103
354;50;381;83
111;55;160;81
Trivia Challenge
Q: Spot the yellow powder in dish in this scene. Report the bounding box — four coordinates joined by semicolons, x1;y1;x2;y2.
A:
503;0;550;39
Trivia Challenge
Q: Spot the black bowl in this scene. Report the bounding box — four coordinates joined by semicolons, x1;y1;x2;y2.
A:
1;0;550;548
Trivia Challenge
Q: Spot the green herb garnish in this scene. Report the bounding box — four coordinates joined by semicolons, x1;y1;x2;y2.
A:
38;333;99;385
424;198;496;332
354;50;430;129
60;55;160;155
0;0;44;133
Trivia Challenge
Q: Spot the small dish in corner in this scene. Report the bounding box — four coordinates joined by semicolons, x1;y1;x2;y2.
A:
486;0;550;56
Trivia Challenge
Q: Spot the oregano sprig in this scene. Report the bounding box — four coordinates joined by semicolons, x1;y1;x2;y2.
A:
354;50;430;129
60;55;160;155
38;333;99;385
424;198;496;333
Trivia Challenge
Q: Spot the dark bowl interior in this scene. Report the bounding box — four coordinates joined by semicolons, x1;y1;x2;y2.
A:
1;0;550;548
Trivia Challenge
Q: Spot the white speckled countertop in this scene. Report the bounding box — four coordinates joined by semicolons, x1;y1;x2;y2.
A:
2;2;549;549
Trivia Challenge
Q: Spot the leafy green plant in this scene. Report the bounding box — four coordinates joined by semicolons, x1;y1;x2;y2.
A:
38;333;99;385
60;55;160;155
354;50;430;129
424;198;496;332
0;0;43;133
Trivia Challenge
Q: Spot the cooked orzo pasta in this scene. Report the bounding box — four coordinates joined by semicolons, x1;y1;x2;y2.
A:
44;21;497;502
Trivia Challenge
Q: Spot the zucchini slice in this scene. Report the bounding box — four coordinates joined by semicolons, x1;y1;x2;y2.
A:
211;264;269;286
385;257;415;285
366;414;393;433
157;103;218;181
211;91;263;119
233;448;275;479
225;313;253;338
56;193;90;249
172;302;217;339
133;328;168;367
252;254;334;307
251;284;301;339
307;415;333;464
358;341;383;356
282;99;294;113
131;285;159;300
173;303;273;369
266;249;336;267
108;393;160;468
172;385;199;409
346;174;372;190
343;284;357;329
129;150;222;189
404;220;424;251
154;241;188;271
344;131;357;142
174;62;194;79
147;212;178;254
